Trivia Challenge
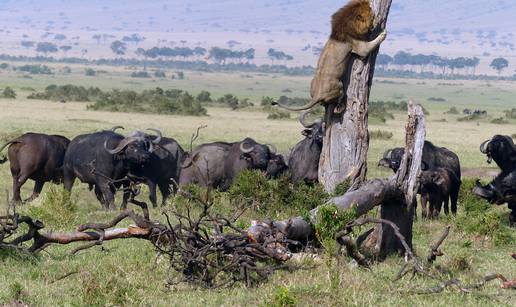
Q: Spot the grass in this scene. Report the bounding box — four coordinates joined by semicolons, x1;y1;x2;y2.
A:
0;68;515;306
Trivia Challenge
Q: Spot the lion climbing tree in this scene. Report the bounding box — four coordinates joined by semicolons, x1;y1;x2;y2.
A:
319;0;392;192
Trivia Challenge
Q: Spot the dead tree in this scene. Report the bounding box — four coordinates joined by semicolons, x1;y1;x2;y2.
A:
319;0;393;192
258;103;425;259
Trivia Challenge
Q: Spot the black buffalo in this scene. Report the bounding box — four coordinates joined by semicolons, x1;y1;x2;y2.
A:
129;129;185;207
0;133;70;203
179;138;277;190
288;111;324;184
266;152;288;179
379;140;462;217
474;135;516;226
63;128;156;210
420;167;460;218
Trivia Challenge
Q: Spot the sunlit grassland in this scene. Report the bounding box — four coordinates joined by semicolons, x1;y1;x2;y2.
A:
0;69;515;306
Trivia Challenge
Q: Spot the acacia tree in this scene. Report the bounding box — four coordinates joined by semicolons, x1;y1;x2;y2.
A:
319;0;392;193
490;57;509;75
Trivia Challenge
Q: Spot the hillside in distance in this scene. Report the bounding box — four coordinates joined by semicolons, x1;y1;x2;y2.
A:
0;0;515;71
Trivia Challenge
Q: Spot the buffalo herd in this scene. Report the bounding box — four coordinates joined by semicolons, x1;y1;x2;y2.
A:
0;115;515;226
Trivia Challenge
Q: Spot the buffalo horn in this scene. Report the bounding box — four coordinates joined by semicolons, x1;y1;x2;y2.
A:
266;144;277;154
239;142;254;154
299;110;315;128
147;128;162;144
383;149;392;159
479;139;490;154
111;126;124;132
104;137;138;154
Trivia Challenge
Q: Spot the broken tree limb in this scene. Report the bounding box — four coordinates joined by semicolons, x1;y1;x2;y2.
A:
319;0;393;193
427;225;451;265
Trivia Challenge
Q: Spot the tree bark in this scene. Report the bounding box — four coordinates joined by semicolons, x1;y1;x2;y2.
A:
319;0;393;193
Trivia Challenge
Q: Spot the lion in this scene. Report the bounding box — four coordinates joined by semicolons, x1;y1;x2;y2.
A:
272;0;387;111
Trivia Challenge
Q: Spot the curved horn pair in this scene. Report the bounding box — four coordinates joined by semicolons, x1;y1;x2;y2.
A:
240;142;254;154
479;139;490;154
104;137;138;155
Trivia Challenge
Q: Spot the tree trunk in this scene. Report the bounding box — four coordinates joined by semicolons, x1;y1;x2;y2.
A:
318;0;393;193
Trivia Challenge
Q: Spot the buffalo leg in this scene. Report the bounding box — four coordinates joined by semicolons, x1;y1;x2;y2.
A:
420;192;428;219
12;173;29;203
63;169;75;192
450;186;459;216
158;182;171;206
97;178;115;210
120;182;130;210
148;181;158;208
94;185;106;207
509;202;515;227
25;180;45;202
442;197;449;216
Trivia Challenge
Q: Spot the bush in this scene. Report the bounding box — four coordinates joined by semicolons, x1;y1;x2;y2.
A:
28;84;102;102
427;97;446;102
314;204;357;254
504;108;516;119
369;130;393;140
2;86;16;99
217;94;240;110
154;70;166;78
84;68;96;76
271;287;296;307
131;71;150;78
17;64;52;74
455;178;513;245
88;87;207;116
27;185;78;231
228;170;328;214
490;117;508;124
196;90;212;103
444;107;459;114
267;109;290;120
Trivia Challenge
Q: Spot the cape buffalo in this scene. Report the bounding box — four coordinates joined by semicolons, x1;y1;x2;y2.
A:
129;129;185;207
420;167;460;218
266;152;288;179
288;111;324;184
474;135;516;226
179;138;277;190
63;128;156;210
379;140;461;218
0;133;70;203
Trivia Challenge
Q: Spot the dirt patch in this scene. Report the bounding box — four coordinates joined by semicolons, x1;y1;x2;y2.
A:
462;167;499;179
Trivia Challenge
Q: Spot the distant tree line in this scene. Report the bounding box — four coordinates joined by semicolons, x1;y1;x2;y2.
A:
377;52;481;75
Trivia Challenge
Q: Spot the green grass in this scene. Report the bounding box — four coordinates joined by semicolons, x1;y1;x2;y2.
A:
0;68;515;306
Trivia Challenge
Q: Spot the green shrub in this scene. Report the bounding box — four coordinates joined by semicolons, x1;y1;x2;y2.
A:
271;286;296;307
17;64;52;74
490;117;508;124
2;86;16;99
444;107;459;114
267;109;290;120
455;178;514;245
154;70;166;78
228;170;328;214
84;68;96;76
457;113;486;122
28;84;102;102
369;130;393;140
314;204;357;254
87;87;207;116
27;185;78;231
131;71;150;78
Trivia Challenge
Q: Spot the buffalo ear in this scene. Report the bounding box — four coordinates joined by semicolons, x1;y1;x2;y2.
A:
435;174;445;186
421;161;429;171
181;152;200;168
302;129;312;137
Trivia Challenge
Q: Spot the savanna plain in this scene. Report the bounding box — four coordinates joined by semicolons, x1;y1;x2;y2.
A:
0;63;515;306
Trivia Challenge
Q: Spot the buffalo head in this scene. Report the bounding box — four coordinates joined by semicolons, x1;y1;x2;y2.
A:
239;138;273;170
378;148;405;172
299;110;324;145
266;153;288;178
104;128;162;165
479;135;516;170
